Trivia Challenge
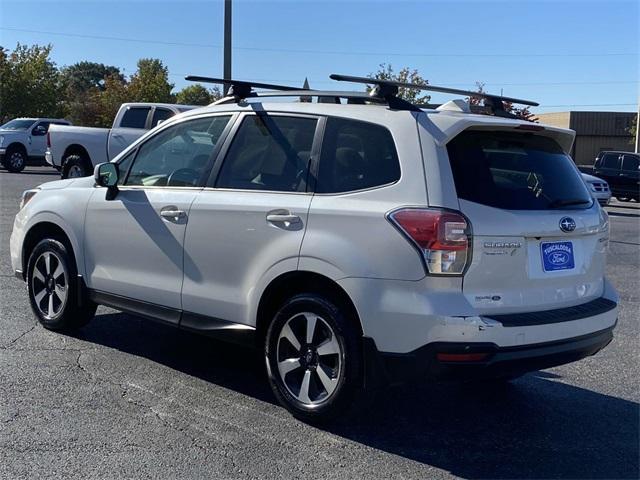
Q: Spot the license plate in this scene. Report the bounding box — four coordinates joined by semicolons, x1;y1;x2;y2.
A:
541;241;575;272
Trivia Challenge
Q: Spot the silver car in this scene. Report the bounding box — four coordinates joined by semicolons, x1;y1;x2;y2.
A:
582;172;612;206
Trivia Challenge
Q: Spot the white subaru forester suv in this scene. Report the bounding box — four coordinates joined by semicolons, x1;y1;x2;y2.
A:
10;76;618;421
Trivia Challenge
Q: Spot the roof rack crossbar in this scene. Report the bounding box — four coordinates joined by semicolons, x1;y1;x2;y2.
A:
329;73;539;108
185;75;306;101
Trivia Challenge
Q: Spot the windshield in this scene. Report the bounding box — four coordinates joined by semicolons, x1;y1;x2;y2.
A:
0;119;36;130
447;131;593;210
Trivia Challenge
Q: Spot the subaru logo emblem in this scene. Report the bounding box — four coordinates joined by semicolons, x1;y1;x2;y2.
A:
559;217;576;232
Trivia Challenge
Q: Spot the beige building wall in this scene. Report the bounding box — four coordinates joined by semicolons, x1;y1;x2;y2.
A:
536;111;636;166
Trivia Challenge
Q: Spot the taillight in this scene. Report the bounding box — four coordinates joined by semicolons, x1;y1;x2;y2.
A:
46;132;51;149
388;208;471;275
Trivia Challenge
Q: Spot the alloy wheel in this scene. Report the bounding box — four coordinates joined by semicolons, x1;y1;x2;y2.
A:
9;152;25;170
276;312;342;405
67;165;84;178
31;251;68;319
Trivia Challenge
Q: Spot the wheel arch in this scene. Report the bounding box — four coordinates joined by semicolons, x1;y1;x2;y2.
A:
255;270;364;346
5;142;27;155
62;143;91;167
21;220;80;279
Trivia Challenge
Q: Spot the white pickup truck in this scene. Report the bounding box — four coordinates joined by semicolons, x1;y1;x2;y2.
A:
0;118;71;172
46;103;196;178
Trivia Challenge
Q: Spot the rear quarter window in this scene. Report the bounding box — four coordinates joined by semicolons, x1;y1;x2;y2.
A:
316;117;400;193
447;131;593;210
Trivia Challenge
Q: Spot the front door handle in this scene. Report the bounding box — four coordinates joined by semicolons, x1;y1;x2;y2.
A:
266;210;301;227
266;213;301;223
160;206;186;221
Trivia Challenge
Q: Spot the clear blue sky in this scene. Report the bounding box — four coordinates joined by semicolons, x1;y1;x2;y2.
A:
1;0;638;113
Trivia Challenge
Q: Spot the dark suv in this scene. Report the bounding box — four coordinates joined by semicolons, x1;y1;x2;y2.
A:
594;151;640;202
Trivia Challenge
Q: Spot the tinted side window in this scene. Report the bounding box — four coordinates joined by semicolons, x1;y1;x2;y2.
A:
125;115;231;187
316;117;400;193
151;108;175;127
601;153;621;169
120;107;151;129
216;115;317;192
116;150;136;185
622;154;639;172
34;122;50;133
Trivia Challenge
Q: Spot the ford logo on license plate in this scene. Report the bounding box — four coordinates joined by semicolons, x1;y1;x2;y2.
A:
541;241;575;272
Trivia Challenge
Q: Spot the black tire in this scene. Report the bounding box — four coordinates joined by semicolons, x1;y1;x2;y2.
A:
27;238;96;331
61;154;90;179
5;145;27;173
265;293;362;422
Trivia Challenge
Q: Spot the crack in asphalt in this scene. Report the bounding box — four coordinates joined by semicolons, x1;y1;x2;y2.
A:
1;323;37;349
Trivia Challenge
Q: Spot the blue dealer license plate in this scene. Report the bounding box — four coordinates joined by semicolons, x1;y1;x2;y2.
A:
541;241;575;272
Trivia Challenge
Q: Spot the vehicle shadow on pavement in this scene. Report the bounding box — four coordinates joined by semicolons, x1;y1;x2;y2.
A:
78;311;639;480
7;169;60;176
606;203;639;210
328;376;639;479
607;210;640;218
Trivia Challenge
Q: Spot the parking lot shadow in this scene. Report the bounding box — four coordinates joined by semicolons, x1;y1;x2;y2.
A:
78;311;639;480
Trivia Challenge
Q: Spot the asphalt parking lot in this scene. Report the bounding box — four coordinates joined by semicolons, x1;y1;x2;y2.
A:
1;166;638;479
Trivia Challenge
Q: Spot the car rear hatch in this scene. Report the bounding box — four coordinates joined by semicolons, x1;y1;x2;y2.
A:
445;127;609;315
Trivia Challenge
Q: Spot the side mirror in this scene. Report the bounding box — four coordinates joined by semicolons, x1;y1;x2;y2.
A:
32;125;47;136
94;163;119;199
156;119;165;126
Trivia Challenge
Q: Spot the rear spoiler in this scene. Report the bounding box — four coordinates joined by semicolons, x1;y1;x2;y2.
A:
419;115;576;154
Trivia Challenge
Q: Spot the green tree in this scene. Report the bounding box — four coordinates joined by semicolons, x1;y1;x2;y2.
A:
60;61;124;126
470;81;538;122
61;61;123;94
175;84;221;105
92;74;129;127
0;43;64;122
628;115;637;146
368;63;431;104
128;58;174;103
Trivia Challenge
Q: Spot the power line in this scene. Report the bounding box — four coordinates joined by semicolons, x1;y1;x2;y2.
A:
156;71;639;87
537;103;636;107
2;27;637;58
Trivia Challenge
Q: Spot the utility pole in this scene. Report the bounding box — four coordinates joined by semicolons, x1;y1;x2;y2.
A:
223;0;232;95
635;103;639;153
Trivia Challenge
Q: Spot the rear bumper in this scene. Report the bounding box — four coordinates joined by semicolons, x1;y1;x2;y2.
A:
365;324;614;386
362;296;617;387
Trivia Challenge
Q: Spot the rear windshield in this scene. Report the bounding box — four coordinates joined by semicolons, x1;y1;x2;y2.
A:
447;131;593;210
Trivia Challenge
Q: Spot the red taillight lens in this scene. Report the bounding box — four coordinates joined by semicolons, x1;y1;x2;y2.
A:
46;132;51;148
389;208;471;275
436;352;489;362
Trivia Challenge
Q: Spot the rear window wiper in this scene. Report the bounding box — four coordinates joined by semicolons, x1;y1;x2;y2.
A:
548;198;592;208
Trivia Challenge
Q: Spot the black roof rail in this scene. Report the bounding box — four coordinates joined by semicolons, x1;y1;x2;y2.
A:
185;75;305;101
329;73;539;116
